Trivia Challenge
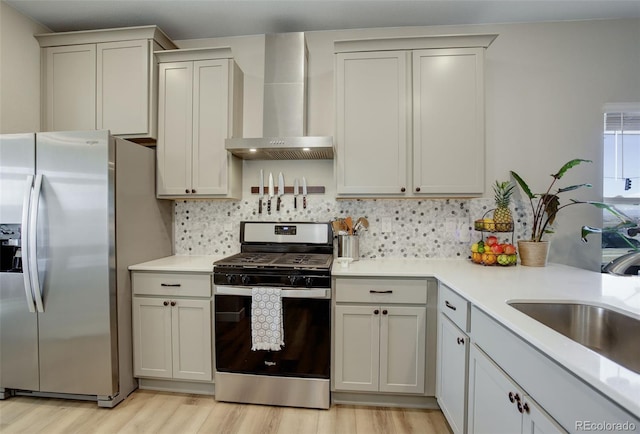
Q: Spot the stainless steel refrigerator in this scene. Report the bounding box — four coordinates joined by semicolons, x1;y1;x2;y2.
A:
0;130;172;407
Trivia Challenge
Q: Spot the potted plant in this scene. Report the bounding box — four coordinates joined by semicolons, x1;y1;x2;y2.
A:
510;159;626;266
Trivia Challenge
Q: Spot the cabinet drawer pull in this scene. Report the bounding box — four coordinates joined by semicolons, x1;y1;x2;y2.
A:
369;290;393;294
445;300;457;311
161;283;181;287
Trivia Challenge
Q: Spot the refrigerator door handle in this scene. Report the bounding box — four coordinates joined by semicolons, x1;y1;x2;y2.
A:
29;173;44;313
21;175;36;313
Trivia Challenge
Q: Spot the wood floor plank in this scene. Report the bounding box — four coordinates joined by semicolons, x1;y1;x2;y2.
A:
316;404;357;434
0;390;451;434
276;406;319;434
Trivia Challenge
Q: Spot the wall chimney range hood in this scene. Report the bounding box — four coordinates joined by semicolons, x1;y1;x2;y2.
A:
225;33;333;160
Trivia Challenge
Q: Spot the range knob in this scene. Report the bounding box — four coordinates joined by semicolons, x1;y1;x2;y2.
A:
288;275;299;286
226;274;237;285
241;275;251;285
305;277;314;287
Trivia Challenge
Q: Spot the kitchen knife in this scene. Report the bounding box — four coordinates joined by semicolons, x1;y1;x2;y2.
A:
268;172;274;214
258;169;264;214
277;172;284;211
293;178;299;209
302;177;308;209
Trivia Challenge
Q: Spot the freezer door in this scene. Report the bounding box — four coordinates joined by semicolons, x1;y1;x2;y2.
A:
0;134;39;391
34;130;118;396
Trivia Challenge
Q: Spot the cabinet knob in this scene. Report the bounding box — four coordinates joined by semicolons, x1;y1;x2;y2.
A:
415;187;421;192
374;309;380;315
382;309;388;315
400;187;406;193
508;391;515;403
170;301;176;307
517;401;523;414
163;301;169;306
456;337;465;345
185;189;190;194
523;402;530;414
191;189;196;194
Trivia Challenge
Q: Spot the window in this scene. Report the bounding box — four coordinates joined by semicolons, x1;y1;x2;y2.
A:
603;104;640;200
601;104;640;263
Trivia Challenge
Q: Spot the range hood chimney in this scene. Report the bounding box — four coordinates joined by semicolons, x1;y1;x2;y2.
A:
225;33;333;160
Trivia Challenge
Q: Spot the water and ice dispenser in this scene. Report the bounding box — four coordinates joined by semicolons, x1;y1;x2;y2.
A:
0;224;22;272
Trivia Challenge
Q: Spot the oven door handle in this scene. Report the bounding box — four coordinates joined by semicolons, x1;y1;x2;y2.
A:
215;286;329;299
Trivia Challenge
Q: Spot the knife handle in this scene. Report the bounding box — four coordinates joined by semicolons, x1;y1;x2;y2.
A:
294;197;297;209
258;198;262;214
267;199;271;214
303;196;307;209
276;197;281;211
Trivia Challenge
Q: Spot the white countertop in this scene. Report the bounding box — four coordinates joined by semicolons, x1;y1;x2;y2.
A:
128;255;222;272
333;258;640;419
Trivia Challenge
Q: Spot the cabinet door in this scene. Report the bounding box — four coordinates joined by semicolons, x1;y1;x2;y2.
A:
336;51;409;195
192;59;230;195
132;297;173;379
468;344;523;434
522;396;567;434
413;48;485;194
437;314;468;434
157;61;193;196
97;39;150;136
379;305;426;394
44;44;96;131
171;298;212;381
334;305;380;392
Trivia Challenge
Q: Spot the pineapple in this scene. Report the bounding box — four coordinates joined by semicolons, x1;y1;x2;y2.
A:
492;181;515;231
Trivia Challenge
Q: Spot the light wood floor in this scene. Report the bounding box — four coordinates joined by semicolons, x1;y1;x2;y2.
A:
0;389;452;434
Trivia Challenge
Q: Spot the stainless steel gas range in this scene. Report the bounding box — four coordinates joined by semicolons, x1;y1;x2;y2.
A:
213;221;333;409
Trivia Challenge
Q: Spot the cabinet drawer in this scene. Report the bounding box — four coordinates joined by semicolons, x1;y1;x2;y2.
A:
439;283;469;332
335;278;427;304
132;272;211;297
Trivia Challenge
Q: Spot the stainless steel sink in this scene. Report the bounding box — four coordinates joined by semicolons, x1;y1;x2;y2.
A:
508;302;640;374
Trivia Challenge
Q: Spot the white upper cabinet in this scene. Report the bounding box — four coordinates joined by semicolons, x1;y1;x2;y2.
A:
335;34;496;197
37;26;176;140
335;51;409;195
413;48;485;194
155;48;243;199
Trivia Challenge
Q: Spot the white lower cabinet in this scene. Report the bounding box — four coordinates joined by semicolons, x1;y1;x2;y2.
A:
132;271;213;382
333;277;431;395
335;304;426;394
437;315;468;434
468;344;566;434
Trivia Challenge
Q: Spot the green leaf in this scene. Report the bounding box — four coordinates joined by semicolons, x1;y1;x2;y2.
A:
510;171;535;199
553;159;592;180
557;183;592;193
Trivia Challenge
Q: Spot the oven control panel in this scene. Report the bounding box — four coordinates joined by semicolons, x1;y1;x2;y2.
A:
274;225;297;236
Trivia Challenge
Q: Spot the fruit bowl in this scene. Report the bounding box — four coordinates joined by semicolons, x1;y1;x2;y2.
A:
474;218;513;232
470;252;517;266
470;237;518;266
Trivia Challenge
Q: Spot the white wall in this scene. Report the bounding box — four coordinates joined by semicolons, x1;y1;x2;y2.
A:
0;1;49;133
177;18;640;271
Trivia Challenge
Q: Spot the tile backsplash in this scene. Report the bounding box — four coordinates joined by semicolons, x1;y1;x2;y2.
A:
174;197;532;259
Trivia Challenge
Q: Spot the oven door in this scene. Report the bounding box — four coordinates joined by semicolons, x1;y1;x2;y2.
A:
214;286;330;379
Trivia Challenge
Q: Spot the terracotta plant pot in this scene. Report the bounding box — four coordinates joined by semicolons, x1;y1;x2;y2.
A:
517;240;550;267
